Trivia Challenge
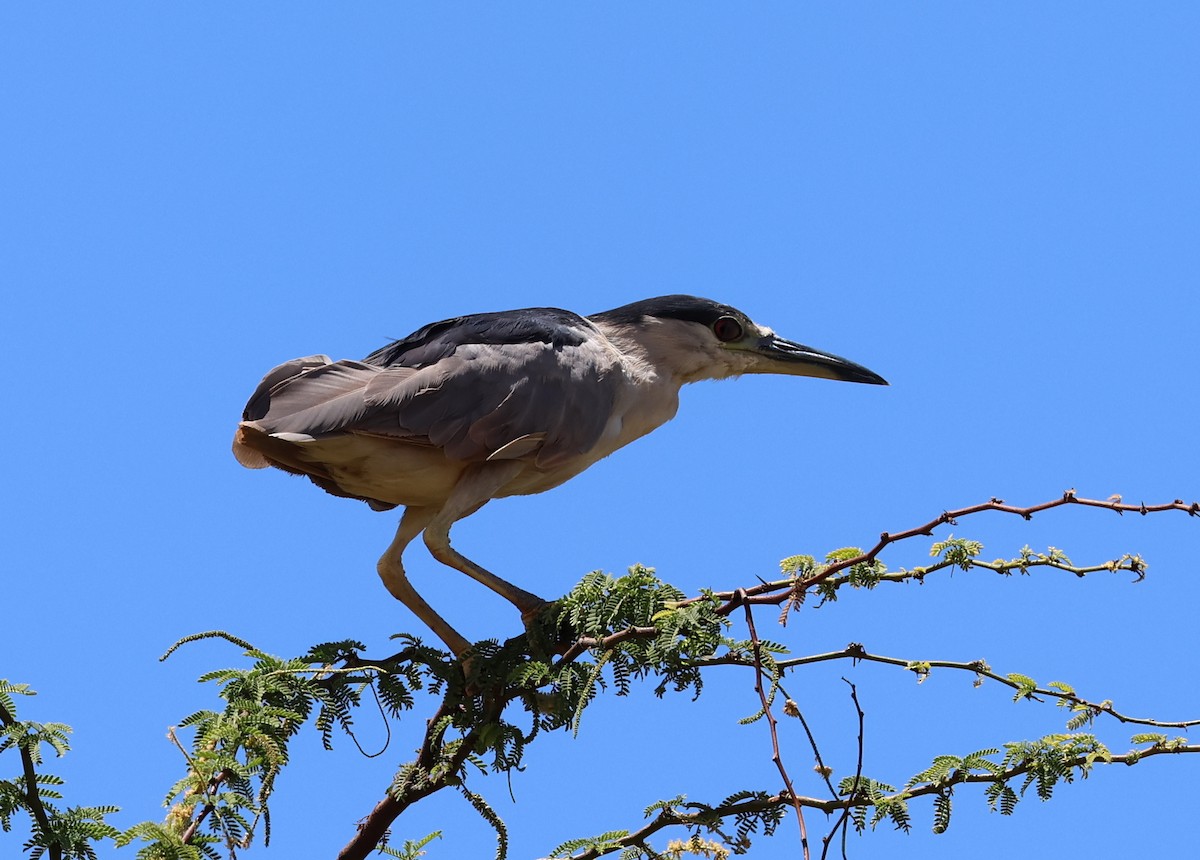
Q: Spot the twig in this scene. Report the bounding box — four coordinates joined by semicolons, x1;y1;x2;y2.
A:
557;626;659;664
699;493;1197;611
813;553;1145;602
749;647;1200;729
741;595;809;860
816;741;1200;813
777;680;838;799
565;794;791;860
819;680;865;860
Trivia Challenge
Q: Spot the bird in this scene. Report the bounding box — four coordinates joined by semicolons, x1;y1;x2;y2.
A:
233;295;887;656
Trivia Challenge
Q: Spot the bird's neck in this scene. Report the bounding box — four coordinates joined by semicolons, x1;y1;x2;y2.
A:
595;318;733;387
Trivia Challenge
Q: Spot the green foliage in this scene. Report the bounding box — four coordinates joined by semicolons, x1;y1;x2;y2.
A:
985;734;1110;809
25;804;122;860
718;789;786;848
826;548;888;590
801;532;1149;611
1005;545;1077;577
115;821;220;860
3;535;1193;859
457;785;507;860
0;720;71;766
904;749;1001;833
116;631;440;857
84;566;762;860
906;750;1003;791
931;791;951;835
557;566;730;703
548;791;785;859
1130;732;1167;745
376;830;441;859
1045;681;1108;730
1005;673;1039;702
837;775;909;834
778;554;816;577
929;536;983;571
548;829;631;859
801;547;891;604
1124;734;1189;758
871;736;1127;833
905;661;931;683
0;680;121;860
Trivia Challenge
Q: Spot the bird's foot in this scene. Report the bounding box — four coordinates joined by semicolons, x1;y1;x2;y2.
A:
519;599;575;656
518;598;551;625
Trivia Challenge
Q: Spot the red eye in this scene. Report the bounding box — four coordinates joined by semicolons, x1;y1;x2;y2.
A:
713;316;743;342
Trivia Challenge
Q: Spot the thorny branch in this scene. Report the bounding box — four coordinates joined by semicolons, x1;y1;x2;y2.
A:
557;494;1191;659
559;742;1200;860
817;742;1200;812
6;493;1194;858
333;494;1197;857
745;647;1200;729
704;492;1198;612
813;552;1145;603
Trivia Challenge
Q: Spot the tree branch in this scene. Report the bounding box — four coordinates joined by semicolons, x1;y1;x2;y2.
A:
331;493;1198;857
337;683;515;860
0;697;61;860
820;679;865;860
564;793;790;860
747;646;1200;729
566;742;1200;859
700;492;1196;611
742;597;809;859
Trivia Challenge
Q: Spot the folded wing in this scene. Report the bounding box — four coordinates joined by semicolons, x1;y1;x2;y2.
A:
234;309;622;476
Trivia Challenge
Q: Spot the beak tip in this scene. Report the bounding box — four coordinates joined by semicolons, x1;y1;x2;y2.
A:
839;366;888;386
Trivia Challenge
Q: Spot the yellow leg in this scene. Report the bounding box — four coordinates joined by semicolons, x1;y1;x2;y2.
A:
377;506;472;657
422;462;548;616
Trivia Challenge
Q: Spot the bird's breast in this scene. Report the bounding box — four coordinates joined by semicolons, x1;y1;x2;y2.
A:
496;376;682;498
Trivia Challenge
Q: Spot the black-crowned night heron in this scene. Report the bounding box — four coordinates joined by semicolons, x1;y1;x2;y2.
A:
233;295;886;656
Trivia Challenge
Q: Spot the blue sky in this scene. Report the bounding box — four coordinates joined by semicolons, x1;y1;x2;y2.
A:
3;3;1198;858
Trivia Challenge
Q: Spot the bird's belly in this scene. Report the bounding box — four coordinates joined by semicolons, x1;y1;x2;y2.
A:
496;458;593;497
493;396;677;499
291;434;470;507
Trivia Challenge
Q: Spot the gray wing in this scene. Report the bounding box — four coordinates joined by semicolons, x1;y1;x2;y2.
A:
235;339;621;470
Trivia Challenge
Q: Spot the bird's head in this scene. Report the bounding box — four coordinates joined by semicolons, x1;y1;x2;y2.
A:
590;295;888;387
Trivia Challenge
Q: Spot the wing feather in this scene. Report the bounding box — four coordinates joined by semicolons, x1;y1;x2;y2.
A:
248;360;380;437
236;309;622;471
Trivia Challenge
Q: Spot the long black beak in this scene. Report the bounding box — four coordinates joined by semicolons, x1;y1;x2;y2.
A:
754;335;888;385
